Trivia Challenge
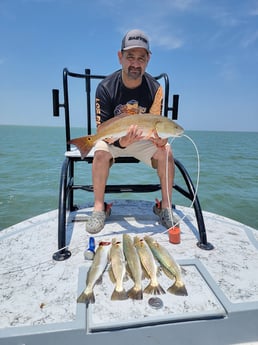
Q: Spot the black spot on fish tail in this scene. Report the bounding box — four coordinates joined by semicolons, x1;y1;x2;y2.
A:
68;136;94;159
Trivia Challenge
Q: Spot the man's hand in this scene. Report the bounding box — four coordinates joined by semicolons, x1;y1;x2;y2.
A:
149;129;168;148
119;125;144;147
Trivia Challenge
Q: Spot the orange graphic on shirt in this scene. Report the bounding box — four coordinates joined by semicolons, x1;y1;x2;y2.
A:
114;100;146;116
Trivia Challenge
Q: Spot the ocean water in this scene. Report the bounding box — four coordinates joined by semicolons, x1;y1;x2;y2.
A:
0;125;258;231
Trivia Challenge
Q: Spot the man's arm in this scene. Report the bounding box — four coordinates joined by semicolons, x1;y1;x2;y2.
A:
149;85;163;115
95;84;113;127
148;84;167;147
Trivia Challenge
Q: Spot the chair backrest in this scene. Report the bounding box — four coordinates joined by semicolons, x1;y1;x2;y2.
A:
52;68;179;151
51;68;212;254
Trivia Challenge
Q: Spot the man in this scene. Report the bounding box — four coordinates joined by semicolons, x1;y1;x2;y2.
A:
86;29;178;234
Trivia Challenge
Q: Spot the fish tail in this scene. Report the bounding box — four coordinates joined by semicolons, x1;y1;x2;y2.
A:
69;136;94;158
111;288;128;301
144;282;166;295
77;290;95;304
167;281;188;296
127;287;143;300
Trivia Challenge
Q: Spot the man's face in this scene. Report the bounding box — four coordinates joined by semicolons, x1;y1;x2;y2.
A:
119;48;150;80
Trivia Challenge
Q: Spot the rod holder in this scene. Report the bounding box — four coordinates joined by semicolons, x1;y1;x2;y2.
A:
52;89;60;117
172;94;179;120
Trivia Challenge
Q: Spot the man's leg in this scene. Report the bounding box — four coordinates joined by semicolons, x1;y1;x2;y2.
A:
124;140;178;228
152;145;179;228
92;150;113;211
86;149;112;234
152;145;174;209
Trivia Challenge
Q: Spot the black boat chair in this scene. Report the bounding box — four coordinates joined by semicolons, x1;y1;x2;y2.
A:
52;68;213;260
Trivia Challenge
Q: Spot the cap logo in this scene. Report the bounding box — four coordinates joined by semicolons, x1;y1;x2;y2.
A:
128;36;148;44
121;29;151;53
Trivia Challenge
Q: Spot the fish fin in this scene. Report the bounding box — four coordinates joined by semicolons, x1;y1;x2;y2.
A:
77;290;95;304
167;281;188;296
125;263;133;280
141;265;149;280
144;283;166;295
123;272;129;282
69;136;94;158
157;265;162;277
161;266;175;281
127;287;143;300
97;113;131;132
111;288;128;301
103;137;116;144
95;275;103;285
108;267;116;284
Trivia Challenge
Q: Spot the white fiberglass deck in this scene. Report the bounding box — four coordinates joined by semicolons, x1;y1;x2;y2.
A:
1;200;258;344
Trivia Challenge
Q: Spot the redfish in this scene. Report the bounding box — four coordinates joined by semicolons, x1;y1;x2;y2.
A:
69;113;184;158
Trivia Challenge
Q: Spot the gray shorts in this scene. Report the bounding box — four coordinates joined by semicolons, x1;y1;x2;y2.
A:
94;140;161;167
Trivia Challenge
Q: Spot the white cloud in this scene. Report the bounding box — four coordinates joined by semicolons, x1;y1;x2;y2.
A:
150;29;184;50
107;1;188;51
157;0;199;11
211;7;244;28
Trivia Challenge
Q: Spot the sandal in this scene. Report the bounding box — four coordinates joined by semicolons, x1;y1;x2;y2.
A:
158;208;179;228
85;202;112;234
153;199;179;228
86;210;106;234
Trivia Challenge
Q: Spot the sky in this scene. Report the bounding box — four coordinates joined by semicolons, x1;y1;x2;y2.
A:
0;0;258;131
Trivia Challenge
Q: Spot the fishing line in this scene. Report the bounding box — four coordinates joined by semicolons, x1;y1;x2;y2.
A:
0;244;84;276
0;135;201;276
162;133;201;234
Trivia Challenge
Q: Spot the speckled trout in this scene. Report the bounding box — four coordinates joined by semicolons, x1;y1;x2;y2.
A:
69;113;184;158
134;236;165;295
109;238;127;301
123;234;143;300
144;236;188;296
77;241;110;305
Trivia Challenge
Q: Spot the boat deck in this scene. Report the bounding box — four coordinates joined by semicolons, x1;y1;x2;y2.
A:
1;200;258;344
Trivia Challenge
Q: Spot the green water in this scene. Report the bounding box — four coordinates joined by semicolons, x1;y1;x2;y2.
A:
0;125;257;230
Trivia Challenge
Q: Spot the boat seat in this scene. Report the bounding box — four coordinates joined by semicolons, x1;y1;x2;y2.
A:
52;68;212;261
65;148;85;158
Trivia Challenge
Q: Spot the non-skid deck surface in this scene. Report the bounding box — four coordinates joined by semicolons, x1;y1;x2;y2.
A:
1;200;258;330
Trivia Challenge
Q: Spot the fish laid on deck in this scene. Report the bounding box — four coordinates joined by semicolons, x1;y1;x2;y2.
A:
123;234;143;300
144;236;188;296
77;241;110;305
69;113;184;158
108;238;128;301
134;236;165;295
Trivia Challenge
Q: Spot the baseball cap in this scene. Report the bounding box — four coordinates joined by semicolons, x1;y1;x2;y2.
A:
121;29;151;54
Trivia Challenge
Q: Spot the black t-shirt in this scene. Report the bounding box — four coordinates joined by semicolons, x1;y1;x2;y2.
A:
95;70;163;126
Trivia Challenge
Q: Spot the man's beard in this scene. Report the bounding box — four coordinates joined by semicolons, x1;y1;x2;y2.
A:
127;66;142;80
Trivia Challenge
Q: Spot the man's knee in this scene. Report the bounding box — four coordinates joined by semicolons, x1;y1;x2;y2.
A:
151;157;158;169
151;147;173;168
94;150;113;166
